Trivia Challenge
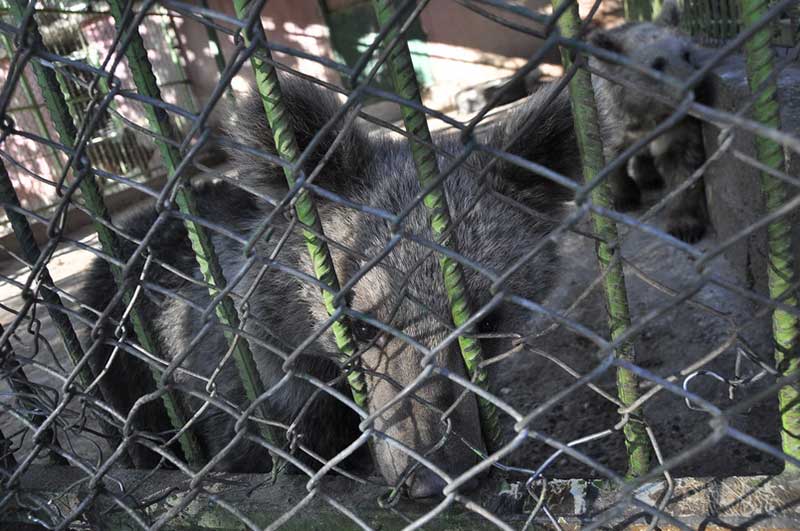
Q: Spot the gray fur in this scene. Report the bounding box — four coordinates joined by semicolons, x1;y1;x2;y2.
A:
78;78;579;497
77;14;714;497
589;10;711;242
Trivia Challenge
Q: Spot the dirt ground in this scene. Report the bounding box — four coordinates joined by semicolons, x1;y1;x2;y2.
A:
491;205;781;480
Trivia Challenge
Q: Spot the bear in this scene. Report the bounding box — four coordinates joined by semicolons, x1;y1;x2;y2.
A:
78;76;581;498
589;0;712;242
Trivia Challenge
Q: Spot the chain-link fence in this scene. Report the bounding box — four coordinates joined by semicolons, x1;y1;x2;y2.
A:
1;0;799;529
679;0;800;46
0;1;196;241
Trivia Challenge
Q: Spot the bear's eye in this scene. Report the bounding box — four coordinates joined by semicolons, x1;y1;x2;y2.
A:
682;50;692;64
477;312;502;335
353;320;380;343
651;57;667;71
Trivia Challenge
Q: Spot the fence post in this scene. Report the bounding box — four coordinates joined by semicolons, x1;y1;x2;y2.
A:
4;0;205;467
370;0;501;450
551;0;651;478
1;158;108;465
0;33;65;174
739;0;800;474
159;9;195;109
200;0;236;105
103;0;285;465
230;0;369;409
624;0;662;21
0;160;90;390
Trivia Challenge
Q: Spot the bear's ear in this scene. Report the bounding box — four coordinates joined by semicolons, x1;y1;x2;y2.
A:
223;77;368;197
589;28;624;55
484;84;578;212
656;0;681;27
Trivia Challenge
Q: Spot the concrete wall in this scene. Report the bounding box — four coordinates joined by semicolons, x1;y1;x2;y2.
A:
173;0;582;112
175;0;338;105
701;55;800;297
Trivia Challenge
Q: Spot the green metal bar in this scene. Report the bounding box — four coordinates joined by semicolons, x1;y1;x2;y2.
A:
740;0;800;474
105;0;284;461
709;0;722;40
684;0;698;36
0;160;91;391
231;0;368;409
156;6;198;122
551;0;651;478
5;0;204;466
371;0;500;450
624;0;663;21
718;0;732;41
1;38;66;174
0;33;65;174
200;0;236;105
79;27;130;146
77;27;155;183
718;0;727;39
701;0;714;38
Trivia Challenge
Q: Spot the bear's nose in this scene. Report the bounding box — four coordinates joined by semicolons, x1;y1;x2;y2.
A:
407;468;446;498
407;469;480;498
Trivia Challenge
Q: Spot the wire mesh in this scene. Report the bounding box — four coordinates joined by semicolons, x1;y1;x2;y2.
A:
681;0;800;46
1;0;799;529
0;1;194;240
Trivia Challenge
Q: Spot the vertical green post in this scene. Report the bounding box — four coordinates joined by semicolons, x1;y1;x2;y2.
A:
0;159;90;390
682;0;698;36
551;0;651;477
718;0;733;41
5;0;204;466
740;0;800;474
0;33;65;173
371;0;500;450
0;157;130;463
104;0;283;462
231;0;368;409
156;5;198;121
200;0;236;105
625;0;663;21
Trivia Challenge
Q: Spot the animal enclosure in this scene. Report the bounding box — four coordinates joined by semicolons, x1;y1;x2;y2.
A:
1;0;800;529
